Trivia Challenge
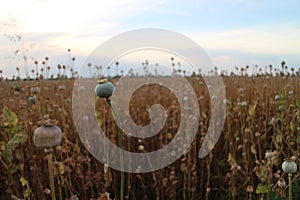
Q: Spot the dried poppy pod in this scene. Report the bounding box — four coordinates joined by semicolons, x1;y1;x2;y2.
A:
277;178;286;188
31;86;40;94
282;158;297;174
34;120;60;200
95;79;115;99
246;185;254;193
58;85;66;91
33;121;62;148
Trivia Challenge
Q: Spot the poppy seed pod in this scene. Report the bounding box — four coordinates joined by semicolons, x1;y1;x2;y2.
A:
58;85;66;91
33;123;62;148
29;95;36;103
31;86;40;94
138;145;144;151
265;150;277;159
282;158;297;174
95;79;115;99
277;178;286;188
246;185;254;193
14;85;21;91
275;95;280;101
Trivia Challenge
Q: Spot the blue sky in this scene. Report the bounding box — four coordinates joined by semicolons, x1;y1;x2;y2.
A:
0;0;299;78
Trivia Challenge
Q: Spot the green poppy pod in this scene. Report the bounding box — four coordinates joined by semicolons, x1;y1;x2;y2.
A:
95;79;115;99
29;95;36;103
14;85;21;91
282;158;297;174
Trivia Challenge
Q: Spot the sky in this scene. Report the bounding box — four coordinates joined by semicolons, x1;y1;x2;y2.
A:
0;0;299;78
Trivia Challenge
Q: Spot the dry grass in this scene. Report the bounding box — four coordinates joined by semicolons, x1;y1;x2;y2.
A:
0;76;299;200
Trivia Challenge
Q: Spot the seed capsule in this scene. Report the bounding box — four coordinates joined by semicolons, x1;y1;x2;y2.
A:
29;95;36;103
31;86;40;94
95;79;115;99
282;158;297;174
138;145;144;151
33;122;62;148
14;85;21;91
246;185;254;193
277;178;286;188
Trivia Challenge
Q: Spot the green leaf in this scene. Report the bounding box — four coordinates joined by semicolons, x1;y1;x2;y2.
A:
12;163;24;173
248;101;257;116
5;188;13;195
280;95;286;104
7;132;27;151
3;107;18;126
2;108;21;135
278;114;284;123
9;111;18;126
20;176;28;187
255;184;269;194
24;187;32;198
3;107;9;117
11;125;21;135
3;121;9;127
279;105;286;112
1;149;12;163
290;122;295;131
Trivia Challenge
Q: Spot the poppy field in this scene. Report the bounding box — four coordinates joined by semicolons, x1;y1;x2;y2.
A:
0;70;299;199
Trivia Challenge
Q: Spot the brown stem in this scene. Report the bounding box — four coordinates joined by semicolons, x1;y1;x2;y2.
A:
45;148;56;200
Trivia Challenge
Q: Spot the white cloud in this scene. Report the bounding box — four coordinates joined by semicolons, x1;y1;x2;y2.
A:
189;24;300;55
0;0;165;33
1;0;299;78
0;0;167;77
0;0;168;55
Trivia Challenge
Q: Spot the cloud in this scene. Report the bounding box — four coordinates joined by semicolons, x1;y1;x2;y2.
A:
189;23;300;55
214;55;232;62
0;0;167;77
0;0;165;33
170;21;300;72
1;0;299;78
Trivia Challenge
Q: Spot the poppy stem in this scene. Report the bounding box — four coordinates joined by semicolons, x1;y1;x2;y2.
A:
107;98;124;200
288;173;292;200
45;148;56;200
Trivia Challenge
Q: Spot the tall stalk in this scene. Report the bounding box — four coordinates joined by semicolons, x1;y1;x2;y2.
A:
288;174;292;200
107;99;124;200
45;148;56;200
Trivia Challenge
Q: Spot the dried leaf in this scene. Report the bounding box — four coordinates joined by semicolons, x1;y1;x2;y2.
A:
248;101;257;116
58;162;65;175
250;145;257;154
99;118;103;126
201;111;207;119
